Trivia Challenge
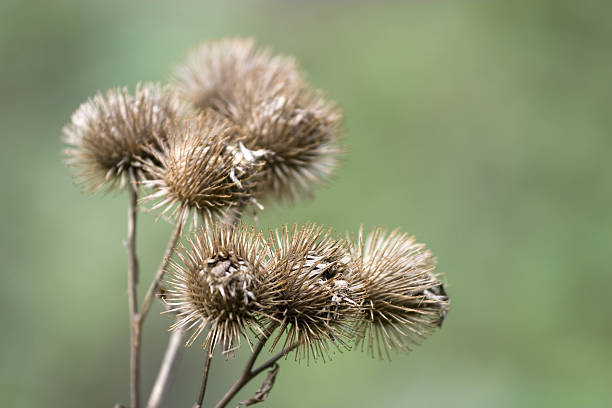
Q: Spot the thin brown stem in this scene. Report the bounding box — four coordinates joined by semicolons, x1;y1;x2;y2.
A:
250;342;299;378
213;363;254;408
244;332;269;373
127;172;141;408
148;216;238;407
215;324;299;408
140;221;182;320
142;222;184;408
193;345;214;408
146;330;185;408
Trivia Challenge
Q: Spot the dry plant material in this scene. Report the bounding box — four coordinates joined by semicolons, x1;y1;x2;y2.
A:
164;223;274;354
61;36;451;408
266;223;364;362
140;112;263;228
172;37;301;117
62;82;182;192
352;227;450;359
172;37;343;202
234;85;343;202
238;363;280;406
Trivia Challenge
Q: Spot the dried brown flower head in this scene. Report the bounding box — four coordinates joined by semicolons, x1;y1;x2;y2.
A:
266;223;364;362
62;83;182;192
352;227;450;359
235;87;343;202
140;112;264;228
171;37;301;117
172;38;343;202
164;223;273;354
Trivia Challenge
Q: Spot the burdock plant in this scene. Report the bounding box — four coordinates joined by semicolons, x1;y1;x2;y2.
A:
62;38;450;408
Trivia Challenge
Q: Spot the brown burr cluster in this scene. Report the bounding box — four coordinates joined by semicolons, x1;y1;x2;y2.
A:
63;38;450;361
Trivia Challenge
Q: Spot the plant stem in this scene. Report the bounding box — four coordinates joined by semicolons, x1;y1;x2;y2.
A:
142;222;184;408
146;330;185;408
215;325;298;408
147;215;237;408
127;172;141;408
140;221;182;321
250;342;299;378
193;345;214;408
245;333;269;373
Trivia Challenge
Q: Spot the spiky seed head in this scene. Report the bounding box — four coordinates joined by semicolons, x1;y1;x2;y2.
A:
352;227;450;360
172;38;343;202
140;112;263;228
62;83;182;193
171;37;301;116
266;223;364;362
235;86;344;202
164;223;273;354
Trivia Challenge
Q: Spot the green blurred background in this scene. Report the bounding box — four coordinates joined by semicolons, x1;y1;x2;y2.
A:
2;0;611;406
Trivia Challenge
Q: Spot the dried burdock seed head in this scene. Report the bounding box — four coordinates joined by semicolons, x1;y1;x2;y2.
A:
164;223;273;354
266;223;364;362
140;112;264;228
172;38;343;202
171;37;301;117
62;82;182;193
352;227;450;360
235;86;344;202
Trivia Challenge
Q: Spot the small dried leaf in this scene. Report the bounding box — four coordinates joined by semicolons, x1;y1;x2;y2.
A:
238;364;280;407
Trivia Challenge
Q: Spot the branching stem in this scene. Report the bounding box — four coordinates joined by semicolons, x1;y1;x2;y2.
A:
143;222;184;408
250;342;299;379
215;324;299;408
127;167;184;408
141;221;182;320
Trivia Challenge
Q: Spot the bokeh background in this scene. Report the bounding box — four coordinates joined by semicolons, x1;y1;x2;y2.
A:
2;0;611;407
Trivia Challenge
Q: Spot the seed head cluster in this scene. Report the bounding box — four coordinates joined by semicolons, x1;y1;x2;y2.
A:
62;37;450;363
172;37;343;202
64;38;344;224
163;222;448;361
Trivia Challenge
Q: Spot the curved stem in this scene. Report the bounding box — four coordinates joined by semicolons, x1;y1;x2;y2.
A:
244;333;269;373
141;221;182;320
215;324;299;408
193;345;214;408
127;173;141;408
143;222;184;408
250;343;299;378
146;330;185;408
